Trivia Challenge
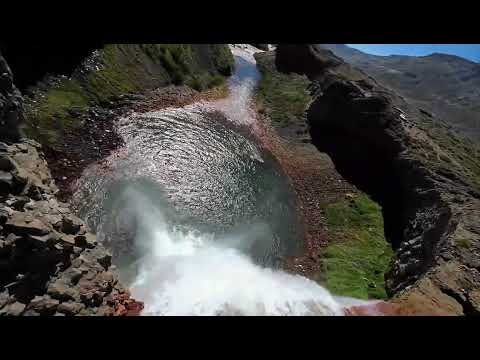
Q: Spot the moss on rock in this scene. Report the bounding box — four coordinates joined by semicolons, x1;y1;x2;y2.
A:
22;44;234;149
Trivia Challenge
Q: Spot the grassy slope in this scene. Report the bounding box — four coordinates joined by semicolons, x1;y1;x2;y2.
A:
254;51;393;300
320;195;394;300
254;52;311;127
23;44;234;148
415;115;480;192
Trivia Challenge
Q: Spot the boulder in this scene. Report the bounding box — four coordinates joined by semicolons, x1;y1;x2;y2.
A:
57;301;85;315
61;214;83;234
47;280;80;301
4;212;50;236
27;295;59;315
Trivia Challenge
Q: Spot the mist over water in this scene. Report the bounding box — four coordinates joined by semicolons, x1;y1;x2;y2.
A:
72;45;372;315
122;184;345;316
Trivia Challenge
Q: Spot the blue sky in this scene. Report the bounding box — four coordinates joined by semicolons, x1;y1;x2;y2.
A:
347;44;480;63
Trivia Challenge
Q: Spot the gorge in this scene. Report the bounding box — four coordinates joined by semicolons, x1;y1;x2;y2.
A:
1;43;479;316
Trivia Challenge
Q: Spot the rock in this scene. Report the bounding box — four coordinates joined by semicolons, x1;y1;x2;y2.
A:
4;212;50;236
0;55;23;143
57;301;85;315
59;234;76;246
73;233;96;248
95;305;114;316
61;214;83;234
251;44;270;51
62;267;83;285
467;290;480;314
0;291;12;309
47;280;80;301
27;233;58;248
0;170;13;194
0;207;9;224
22;310;41;316
80;290;104;307
275;44;480;310
0;301;25;316
7;196;30;211
16;143;28;153
27;295;59;315
0;155;15;171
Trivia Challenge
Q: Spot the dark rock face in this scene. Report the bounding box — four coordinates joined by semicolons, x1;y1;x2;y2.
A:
0;54;23;143
276;44;480;314
251;44;270;51
0;43;103;91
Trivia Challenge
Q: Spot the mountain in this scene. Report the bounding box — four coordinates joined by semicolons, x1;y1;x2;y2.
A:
319;44;480;141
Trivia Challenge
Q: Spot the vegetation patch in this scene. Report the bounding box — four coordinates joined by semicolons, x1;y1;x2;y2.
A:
22;44;234;149
456;238;472;249
319;194;394;300
254;52;312;127
416;116;480;192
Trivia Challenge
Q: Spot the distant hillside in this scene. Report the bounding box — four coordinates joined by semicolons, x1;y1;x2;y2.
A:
319;44;480;141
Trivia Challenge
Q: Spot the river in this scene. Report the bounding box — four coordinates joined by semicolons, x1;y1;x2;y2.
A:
70;45;373;315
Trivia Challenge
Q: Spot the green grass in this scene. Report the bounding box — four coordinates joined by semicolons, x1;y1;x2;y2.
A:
254;52;312;127
416;116;480;192
456;238;472;249
320;194;394;300
22;44;234;149
22;78;89;145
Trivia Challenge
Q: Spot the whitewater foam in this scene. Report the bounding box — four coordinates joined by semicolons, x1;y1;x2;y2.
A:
121;186;368;316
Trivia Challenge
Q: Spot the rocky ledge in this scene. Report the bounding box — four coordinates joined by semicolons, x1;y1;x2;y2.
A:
276;44;480;315
0;139;143;316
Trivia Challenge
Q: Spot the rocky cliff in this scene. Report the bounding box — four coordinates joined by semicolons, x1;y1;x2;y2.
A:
0;53;142;315
318;44;480;142
276;44;480;315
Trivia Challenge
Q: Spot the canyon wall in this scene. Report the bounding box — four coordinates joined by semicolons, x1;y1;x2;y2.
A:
276;44;480;315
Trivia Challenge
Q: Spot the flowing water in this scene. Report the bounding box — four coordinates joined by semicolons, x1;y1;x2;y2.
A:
71;45;372;315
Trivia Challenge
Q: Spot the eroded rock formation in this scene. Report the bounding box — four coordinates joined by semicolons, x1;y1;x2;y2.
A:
0;53;142;316
276;44;480;315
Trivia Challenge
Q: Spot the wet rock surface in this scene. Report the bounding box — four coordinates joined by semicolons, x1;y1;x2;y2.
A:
0;138;143;316
276;44;480;315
